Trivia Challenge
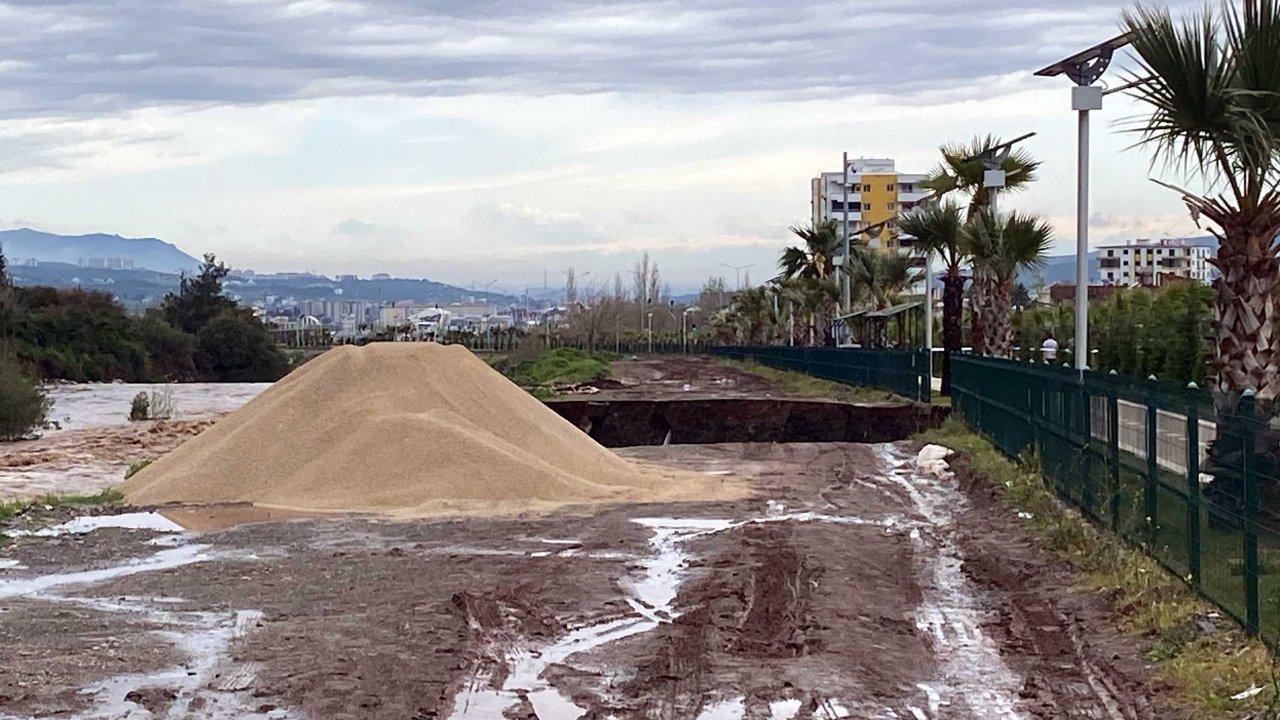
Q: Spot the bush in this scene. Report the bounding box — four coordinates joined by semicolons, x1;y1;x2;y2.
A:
195;309;290;382
129;391;150;421
512;348;612;388
0;357;49;440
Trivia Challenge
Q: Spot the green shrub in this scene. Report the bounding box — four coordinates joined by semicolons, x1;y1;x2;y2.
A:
124;459;152;479
195;309;289;382
129;391;150;421
0;357;48;440
512;348;611;388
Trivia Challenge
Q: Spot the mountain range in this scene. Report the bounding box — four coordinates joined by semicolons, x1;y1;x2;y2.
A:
0;228;203;275
0;229;515;308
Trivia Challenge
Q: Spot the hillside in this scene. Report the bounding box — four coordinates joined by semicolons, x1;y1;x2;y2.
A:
0;228;202;275
7;262;516;308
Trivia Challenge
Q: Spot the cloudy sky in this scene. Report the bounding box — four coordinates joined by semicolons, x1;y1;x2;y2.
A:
0;0;1207;293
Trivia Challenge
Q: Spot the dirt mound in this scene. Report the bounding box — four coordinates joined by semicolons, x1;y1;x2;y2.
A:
123;343;729;517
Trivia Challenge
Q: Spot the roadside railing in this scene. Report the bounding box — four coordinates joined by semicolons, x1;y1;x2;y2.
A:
951;354;1280;643
710;345;931;403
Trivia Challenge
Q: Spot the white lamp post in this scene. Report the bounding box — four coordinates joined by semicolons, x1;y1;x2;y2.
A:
1036;33;1132;372
682;307;700;352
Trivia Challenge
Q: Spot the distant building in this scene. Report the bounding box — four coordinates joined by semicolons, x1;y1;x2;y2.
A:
810;158;930;251
77;257;136;270
379;306;408;328
1097;238;1211;286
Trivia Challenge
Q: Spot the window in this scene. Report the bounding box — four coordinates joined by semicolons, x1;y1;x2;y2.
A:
887;202;896;211
887;184;895;192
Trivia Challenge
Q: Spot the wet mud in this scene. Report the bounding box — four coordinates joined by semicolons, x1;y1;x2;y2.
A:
0;441;1174;719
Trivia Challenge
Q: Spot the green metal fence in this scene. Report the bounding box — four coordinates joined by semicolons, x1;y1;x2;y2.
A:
951;354;1280;642
711;345;931;403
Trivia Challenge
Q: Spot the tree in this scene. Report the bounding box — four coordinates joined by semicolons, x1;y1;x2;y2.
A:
923;135;1041;218
1011;283;1032;308
778;220;841;281
0;243;9;287
0;355;47;440
1123;2;1280;404
195;309;289;382
900;200;968;392
963;211;1053;358
161;253;237;334
847;246;922;310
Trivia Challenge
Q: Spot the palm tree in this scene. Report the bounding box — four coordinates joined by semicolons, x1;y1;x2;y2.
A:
776;276;838;346
900;200;968;392
846;246;924;347
923;135;1041;218
1123;1;1280;403
847;246;923;310
963;211;1054;358
778;220;841;281
727;286;776;344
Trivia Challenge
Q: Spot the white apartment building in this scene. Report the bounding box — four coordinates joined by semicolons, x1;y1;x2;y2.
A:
810;158;930;251
1097;238;1212;286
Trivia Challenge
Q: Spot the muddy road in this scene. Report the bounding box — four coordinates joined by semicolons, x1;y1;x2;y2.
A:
0;441;1168;719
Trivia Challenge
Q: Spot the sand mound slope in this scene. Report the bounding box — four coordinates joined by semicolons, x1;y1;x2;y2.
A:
124;343;725;517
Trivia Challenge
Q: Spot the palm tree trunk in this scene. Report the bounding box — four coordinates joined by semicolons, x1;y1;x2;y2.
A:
969;277;988;356
988;279;1014;358
1211;224;1280;400
1200;213;1280;522
940;272;966;394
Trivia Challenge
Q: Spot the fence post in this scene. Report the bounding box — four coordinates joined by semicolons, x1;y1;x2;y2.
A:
1144;376;1159;552
1080;372;1094;518
1241;390;1260;635
1107;370;1120;533
1185;382;1201;588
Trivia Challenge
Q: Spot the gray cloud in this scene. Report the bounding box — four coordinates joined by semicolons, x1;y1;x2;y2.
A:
469;203;605;246
0;1;1195;116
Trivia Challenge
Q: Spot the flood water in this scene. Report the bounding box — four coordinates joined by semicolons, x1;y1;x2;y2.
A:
43;382;270;430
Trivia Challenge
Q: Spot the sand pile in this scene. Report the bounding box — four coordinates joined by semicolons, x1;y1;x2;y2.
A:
124;343;729;517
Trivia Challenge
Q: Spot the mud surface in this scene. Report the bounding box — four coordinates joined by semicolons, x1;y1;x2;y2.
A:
0;442;1171;719
600;355;798;399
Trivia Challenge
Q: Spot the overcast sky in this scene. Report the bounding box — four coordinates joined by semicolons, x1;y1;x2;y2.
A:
0;0;1207;293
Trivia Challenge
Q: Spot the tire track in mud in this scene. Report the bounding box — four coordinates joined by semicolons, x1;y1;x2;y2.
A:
0;522;281;720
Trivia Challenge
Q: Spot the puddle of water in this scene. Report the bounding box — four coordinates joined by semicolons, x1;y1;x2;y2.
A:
10;511;185;538
0;558;26;570
449;517;736;720
1;525;284;720
0;544;212;599
448;509;899;719
696;696;745;719
876;444;1026;720
768;698;802;720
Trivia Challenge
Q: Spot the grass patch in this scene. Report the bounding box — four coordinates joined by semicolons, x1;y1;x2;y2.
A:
124;459;152;480
0;487;125;521
918;418;1278;718
510;348;614;394
720;358;905;404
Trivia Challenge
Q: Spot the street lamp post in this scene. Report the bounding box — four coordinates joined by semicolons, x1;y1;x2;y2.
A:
682;306;700;352
646;311;654;353
842;151;851;313
1036;33;1132;372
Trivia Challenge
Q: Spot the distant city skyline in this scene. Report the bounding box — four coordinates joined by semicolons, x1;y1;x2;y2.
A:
0;0;1207;295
